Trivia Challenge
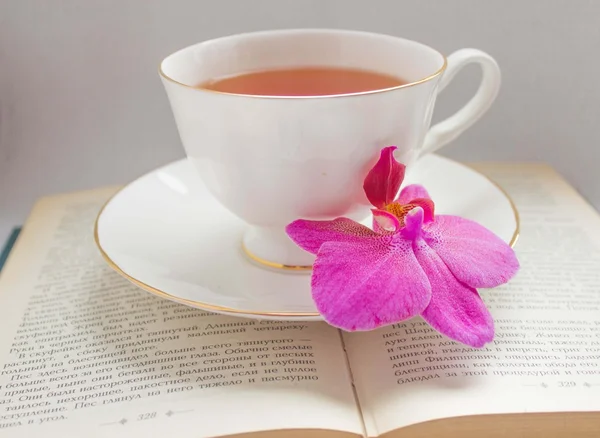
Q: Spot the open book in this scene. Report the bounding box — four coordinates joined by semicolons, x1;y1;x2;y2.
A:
0;163;599;438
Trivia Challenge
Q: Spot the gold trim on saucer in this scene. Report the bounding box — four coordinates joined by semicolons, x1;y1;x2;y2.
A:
462;162;520;248
93;164;519;318
241;243;313;271
93;193;320;317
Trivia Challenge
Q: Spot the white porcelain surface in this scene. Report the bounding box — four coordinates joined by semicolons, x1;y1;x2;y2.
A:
160;29;501;266
95;154;518;321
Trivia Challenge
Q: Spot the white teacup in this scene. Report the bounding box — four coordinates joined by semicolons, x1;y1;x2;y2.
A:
159;29;500;269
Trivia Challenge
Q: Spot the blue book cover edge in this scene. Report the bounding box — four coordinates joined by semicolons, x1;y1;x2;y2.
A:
0;228;22;272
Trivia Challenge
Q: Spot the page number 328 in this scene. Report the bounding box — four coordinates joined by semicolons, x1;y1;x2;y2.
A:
137;412;157;421
558;381;576;387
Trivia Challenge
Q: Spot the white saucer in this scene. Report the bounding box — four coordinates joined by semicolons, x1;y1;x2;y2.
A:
95;155;518;321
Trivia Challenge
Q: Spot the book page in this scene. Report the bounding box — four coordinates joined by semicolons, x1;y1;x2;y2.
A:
343;164;600;437
0;188;363;438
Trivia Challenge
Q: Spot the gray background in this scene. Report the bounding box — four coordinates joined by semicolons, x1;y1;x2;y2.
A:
1;0;599;243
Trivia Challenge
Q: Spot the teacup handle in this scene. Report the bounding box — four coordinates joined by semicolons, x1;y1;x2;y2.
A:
421;48;501;156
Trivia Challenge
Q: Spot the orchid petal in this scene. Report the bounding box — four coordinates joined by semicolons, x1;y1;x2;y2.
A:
397;184;431;204
286;218;378;255
363;146;406;209
372;209;401;234
311;236;431;331
423;215;520;288
414;240;494;348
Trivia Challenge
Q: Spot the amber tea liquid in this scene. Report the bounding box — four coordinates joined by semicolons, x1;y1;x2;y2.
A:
199;66;407;96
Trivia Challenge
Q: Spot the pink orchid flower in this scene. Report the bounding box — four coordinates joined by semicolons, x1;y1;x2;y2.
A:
286;146;519;348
